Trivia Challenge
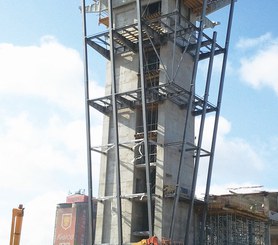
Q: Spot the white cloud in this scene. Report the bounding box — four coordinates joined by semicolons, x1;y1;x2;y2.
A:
237;33;272;49
0;37;84;114
196;116;265;196
0;38;104;245
0;112;86;190
238;33;278;95
21;191;67;245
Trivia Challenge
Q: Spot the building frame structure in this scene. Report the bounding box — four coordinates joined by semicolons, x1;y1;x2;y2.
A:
81;0;236;244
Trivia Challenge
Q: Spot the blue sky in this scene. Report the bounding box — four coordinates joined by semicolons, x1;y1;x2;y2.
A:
1;0;278;244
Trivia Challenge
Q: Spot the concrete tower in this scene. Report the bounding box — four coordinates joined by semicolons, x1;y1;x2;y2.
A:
81;0;236;244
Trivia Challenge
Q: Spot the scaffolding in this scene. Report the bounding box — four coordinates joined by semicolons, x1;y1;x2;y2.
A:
204;194;270;244
81;0;236;244
206;214;269;244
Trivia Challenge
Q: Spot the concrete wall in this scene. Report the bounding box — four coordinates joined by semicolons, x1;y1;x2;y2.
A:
153;1;195;240
95;50;139;244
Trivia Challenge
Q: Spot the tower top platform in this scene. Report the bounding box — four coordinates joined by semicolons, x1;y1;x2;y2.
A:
89;0;233;16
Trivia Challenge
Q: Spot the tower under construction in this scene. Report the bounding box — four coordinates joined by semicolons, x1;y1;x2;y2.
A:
81;0;236;244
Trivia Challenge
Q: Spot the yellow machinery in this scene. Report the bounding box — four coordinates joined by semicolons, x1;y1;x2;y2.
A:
132;237;183;245
9;204;24;245
132;236;159;245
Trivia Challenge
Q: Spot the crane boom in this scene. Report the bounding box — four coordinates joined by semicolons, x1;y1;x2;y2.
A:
10;204;24;245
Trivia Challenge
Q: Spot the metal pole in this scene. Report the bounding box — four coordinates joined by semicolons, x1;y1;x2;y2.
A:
81;0;94;244
184;0;208;244
169;0;207;240
136;0;154;237
201;1;236;244
196;31;217;244
171;0;180;80
108;0;123;243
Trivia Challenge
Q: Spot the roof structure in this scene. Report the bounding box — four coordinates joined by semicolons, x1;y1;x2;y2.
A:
184;0;233;15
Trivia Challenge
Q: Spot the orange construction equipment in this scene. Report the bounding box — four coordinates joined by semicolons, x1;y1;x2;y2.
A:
133;236;159;245
9;204;24;245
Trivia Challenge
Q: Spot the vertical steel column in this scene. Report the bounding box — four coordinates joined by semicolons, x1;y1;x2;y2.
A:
108;0;123;243
184;31;216;245
171;0;180;80
81;0;94;244
184;0;208;244
169;0;208;240
201;2;236;244
136;0;154;237
196;31;217;244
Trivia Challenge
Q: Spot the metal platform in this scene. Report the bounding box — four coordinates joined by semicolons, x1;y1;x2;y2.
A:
89;82;217;115
87;11;224;60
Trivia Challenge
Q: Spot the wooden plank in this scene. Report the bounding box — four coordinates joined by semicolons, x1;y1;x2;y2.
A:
183;0;203;9
184;0;231;15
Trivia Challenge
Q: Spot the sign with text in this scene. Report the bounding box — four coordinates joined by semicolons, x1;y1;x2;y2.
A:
53;205;76;245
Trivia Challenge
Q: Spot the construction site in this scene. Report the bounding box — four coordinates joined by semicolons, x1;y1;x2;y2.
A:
205;191;278;244
73;0;278;244
53;191;278;244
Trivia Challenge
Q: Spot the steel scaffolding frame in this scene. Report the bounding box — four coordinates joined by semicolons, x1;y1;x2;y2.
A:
206;213;269;244
202;193;273;245
81;0;236;244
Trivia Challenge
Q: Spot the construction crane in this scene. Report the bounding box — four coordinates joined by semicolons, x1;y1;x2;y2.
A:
9;204;24;245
